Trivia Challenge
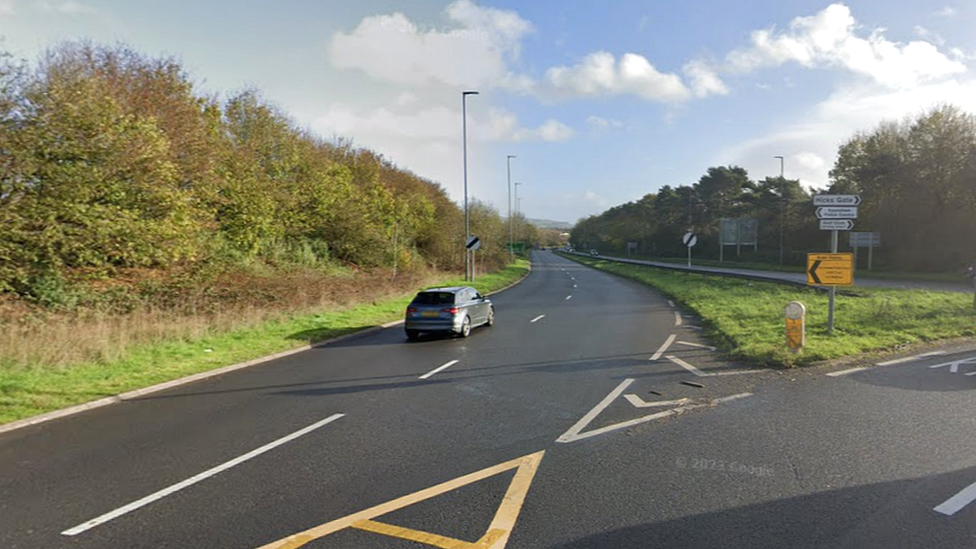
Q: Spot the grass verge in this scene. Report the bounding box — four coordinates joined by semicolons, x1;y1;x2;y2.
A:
0;259;530;424
561;253;975;368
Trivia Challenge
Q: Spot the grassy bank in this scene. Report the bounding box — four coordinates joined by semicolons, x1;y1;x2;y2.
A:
0;259;530;424
561;254;975;367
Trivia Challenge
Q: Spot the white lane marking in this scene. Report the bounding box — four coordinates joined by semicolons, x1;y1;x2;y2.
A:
556;379;634;443
61;413;345;536
667;355;707;377
674;311;683;326
573;284;577;288
624;394;690;408
650;334;677;361
668;300;675;308
935;480;976;516
711;370;765;377
966;372;976;377
827;367;871;377
419;359;460;380
877;351;947;366
676;341;716;351
530;315;546;323
565;295;572;300
712;393;753;404
558;391;753;443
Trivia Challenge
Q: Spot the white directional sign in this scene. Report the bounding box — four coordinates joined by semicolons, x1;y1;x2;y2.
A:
814;194;861;206
820;219;854;231
682;232;698;248
816;206;858;219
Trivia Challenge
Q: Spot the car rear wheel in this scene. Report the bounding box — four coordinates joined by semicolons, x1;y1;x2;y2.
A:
405;329;420;340
486;307;495;327
459;316;471;338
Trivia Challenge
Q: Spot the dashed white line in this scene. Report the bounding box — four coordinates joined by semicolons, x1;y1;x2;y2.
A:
676;341;716;351
827;367;870;377
565;295;572;301
530;315;546;323
877;351;947;366
61;413;345;536
935;480;976;516
650;334;677;361
668;300;675;308
712;393;753;404
419;359;460;380
667;355;707;377
573;284;577;288
674;311;683;326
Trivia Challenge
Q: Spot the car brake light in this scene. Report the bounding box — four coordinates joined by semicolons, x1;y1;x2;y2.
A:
441;307;459;314
406;307;417;313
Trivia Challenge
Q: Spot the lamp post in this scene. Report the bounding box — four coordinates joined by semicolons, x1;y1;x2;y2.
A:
462;90;479;281
514;181;522;247
506;154;516;264
775;155;785;266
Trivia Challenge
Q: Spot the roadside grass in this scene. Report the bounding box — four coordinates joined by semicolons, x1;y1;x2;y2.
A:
562;254;976;367
0;260;530;424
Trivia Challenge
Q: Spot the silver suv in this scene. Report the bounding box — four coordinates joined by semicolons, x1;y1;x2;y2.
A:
404;286;494;340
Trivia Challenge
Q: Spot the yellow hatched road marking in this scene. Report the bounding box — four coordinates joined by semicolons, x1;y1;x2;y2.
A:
256;451;545;549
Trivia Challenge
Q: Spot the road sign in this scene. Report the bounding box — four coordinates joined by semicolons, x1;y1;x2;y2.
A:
813;194;861;206
682;232;698;247
807;253;854;286
465;235;481;251
785;301;805;352
849;232;880;247
816;207;858;219
820;219;854;231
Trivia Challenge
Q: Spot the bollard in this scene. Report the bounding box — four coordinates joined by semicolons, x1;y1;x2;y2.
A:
785;301;806;352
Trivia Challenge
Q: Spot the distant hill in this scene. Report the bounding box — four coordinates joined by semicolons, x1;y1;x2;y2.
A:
527;218;573;230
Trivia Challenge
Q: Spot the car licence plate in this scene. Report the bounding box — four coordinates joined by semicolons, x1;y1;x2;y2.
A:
421;311;440;318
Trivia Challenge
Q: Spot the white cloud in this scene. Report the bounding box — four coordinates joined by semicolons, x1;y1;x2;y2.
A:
543;51;690;102
683;59;729;97
328;1;532;90
726;3;966;88
0;0;13;16
37;0;95;14
719;78;976;190
933;6;957;18
585;115;623;130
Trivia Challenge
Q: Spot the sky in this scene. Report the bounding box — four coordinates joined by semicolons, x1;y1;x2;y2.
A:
2;0;975;224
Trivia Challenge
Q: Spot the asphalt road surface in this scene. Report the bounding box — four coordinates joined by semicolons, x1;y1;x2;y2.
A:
1;251;975;548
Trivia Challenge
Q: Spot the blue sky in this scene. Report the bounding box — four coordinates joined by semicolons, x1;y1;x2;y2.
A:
2;1;974;224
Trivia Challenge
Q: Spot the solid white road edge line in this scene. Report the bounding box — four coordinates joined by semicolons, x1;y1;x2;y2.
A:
935;480;976;516
650;334;677;361
556;379;634;443
61;413;345;536
877;351;947;366
419;359;460;380
530;315;546;323
827;367;871;377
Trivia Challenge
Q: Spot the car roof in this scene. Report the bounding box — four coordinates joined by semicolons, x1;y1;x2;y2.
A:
418;286;469;293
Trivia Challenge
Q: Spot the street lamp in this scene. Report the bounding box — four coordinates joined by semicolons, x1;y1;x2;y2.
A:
462;90;479;281
514;181;523;246
506;154;516;264
775;155;785;266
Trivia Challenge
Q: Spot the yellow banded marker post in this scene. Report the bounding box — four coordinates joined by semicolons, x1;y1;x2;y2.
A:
785;301;805;352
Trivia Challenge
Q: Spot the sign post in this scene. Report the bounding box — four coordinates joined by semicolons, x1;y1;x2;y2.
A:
682;231;698;267
812;195;860;333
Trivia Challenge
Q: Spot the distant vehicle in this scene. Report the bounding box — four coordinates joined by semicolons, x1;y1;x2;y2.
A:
404;286;494;340
590;249;599;256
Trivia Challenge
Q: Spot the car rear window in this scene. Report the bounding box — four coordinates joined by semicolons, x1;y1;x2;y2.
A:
413;292;456;305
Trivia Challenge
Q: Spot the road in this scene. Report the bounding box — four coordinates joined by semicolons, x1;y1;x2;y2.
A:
578;252;973;293
1;250;975;548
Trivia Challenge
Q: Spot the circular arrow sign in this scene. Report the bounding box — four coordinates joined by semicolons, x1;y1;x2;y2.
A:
682;232;698;248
